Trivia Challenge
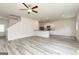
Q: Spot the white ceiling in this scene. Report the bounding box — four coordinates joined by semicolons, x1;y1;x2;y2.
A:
0;3;79;22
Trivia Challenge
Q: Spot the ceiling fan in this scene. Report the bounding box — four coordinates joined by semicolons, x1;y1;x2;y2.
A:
20;3;38;14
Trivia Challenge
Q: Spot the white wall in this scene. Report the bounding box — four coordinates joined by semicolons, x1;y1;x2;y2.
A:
0;19;9;36
44;18;76;36
8;17;39;40
76;14;79;41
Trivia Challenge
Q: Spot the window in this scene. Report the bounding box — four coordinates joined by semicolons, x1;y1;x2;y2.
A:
0;25;5;32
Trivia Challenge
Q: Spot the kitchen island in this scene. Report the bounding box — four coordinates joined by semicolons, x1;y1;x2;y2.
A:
35;30;50;38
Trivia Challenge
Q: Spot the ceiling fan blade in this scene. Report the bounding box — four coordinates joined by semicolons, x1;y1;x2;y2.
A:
32;10;38;13
20;9;27;10
32;6;38;9
22;3;29;8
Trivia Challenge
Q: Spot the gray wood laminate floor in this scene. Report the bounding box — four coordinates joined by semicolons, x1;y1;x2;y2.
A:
0;36;8;55
8;35;79;55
